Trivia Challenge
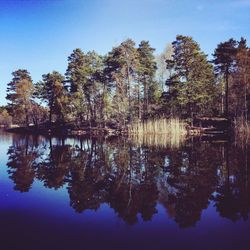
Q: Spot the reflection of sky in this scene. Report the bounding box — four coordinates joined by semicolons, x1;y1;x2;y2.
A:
0;132;250;250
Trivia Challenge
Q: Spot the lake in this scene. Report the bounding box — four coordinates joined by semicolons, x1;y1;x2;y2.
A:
0;129;250;250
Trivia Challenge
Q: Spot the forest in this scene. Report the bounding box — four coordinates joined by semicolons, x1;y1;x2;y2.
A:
1;35;250;135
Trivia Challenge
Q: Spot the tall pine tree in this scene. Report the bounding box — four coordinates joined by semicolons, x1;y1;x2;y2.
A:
212;38;238;116
6;69;34;126
166;35;216;118
137;40;157;119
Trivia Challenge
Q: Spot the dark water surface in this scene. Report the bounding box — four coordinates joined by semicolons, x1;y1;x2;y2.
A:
0;130;250;250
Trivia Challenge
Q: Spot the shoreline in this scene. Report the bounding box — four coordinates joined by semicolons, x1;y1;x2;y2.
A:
4;123;231;142
5;125;128;137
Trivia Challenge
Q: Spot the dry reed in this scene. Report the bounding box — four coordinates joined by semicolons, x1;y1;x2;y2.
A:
128;118;187;148
234;118;250;144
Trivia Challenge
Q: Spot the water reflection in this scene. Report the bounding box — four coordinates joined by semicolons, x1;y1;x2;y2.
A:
5;134;250;227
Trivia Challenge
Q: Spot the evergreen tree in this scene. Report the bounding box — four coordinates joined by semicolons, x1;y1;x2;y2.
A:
6;69;34;126
231;44;250;120
37;71;66;123
137;41;157;119
166;35;216;118
212;38;238;116
66;48;85;93
79;51;104;125
66;49;104;125
104;39;138;124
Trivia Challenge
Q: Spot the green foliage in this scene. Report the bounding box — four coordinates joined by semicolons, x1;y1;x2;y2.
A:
66;49;105;125
66;48;85;93
6;69;34;125
36;71;66;123
230;47;250;119
105;39;139;124
213;39;238;76
212;37;248;117
5;36;250;128
165;35;216;117
137;40;157;118
0;109;12;126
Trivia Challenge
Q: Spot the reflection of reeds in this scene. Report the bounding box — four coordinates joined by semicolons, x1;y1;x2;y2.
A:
128;118;187;148
234;118;250;145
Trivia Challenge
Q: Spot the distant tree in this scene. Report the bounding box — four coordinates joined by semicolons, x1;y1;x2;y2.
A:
6;69;34;126
155;43;174;91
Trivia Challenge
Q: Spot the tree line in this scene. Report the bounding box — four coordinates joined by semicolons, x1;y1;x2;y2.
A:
1;35;250;128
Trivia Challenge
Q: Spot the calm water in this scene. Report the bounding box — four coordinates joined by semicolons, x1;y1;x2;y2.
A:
0;130;250;250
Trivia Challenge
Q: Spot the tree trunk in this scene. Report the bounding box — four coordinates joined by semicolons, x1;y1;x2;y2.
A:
127;62;131;123
138;84;141;120
49;109;52;125
102;83;106;128
26;113;29;127
143;79;148;120
225;69;229;117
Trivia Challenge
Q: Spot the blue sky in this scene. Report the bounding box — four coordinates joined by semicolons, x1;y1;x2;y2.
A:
0;0;249;105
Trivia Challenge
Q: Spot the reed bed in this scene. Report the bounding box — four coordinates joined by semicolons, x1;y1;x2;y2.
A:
234;118;250;145
128;118;187;148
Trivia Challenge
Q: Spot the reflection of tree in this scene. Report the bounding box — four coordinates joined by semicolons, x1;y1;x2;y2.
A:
158;142;220;227
68;141;108;213
5;136;250;228
213;144;250;221
109;145;159;224
36;140;71;189
7;136;39;192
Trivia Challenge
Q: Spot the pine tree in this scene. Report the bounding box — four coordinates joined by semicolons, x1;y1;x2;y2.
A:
166;35;216;118
79;51;104;124
137;40;157;119
66;49;104;125
231;42;250;120
212;38;238;116
6;69;34;126
37;71;66;123
104;39;138;125
66;48;85;93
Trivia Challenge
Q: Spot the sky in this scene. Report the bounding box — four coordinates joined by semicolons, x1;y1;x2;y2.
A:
0;0;249;105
